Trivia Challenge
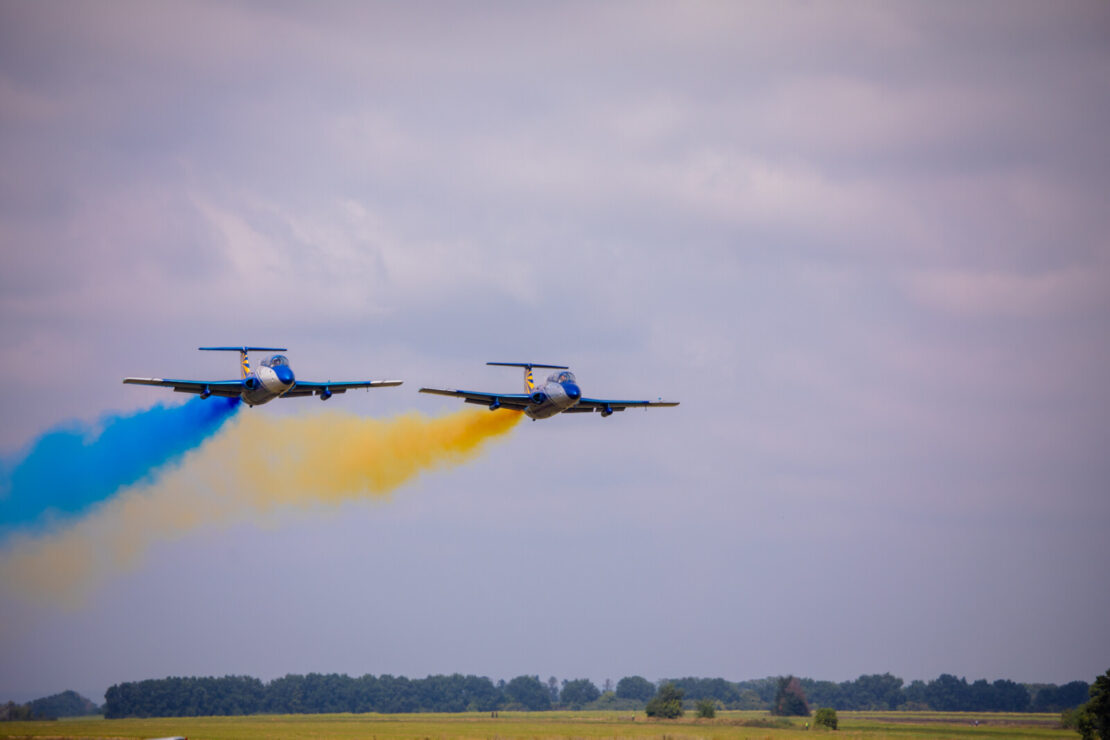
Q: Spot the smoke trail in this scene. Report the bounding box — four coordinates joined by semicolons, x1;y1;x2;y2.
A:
0;408;520;605
1;397;241;531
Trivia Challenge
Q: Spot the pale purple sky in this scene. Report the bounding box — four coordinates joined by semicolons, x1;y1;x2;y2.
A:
1;1;1108;703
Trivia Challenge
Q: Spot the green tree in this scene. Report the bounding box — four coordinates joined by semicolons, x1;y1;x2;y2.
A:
1077;668;1110;740
668;677;740;706
814;707;838;729
0;702;34;721
772;675;809;717
802;680;843;710
503;675;551;711
925;674;970;711
696;698;716;718
27;690;99;718
847;673;905;710
616;676;656;704
645;682;684;718
559;679;600;709
1036;681;1091;712
990;679;1030;712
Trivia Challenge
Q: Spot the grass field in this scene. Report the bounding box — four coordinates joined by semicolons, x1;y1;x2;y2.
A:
0;709;1075;740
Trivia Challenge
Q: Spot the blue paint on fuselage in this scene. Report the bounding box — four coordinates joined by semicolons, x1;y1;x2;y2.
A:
524;379;581;419
274;364;295;386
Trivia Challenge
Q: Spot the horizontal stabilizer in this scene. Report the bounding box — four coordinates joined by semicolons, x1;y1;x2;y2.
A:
487;362;568;369
199;346;287;352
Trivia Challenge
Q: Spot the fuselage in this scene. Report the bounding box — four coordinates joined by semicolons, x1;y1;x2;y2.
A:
524;371;582;419
240;355;296;406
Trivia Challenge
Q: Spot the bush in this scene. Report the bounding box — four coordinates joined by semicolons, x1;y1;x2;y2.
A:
645;683;684;719
696;699;716;718
814;707;838;730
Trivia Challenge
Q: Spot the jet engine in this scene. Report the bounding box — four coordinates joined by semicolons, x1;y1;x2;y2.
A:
530;391;547;405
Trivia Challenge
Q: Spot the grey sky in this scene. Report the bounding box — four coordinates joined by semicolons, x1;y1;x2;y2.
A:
1;1;1108;703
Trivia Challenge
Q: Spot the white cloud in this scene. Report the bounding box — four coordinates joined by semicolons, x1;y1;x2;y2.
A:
909;267;1110;318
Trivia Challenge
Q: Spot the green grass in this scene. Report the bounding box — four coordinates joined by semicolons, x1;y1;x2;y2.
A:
0;710;1074;740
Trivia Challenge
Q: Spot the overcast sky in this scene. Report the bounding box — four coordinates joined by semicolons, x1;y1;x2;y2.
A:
1;1;1108;703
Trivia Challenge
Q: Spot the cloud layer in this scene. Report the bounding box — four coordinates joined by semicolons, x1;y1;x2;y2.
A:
1;0;1107;701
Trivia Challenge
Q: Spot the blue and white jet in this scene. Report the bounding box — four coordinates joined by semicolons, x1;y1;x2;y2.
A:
124;346;402;406
419;362;678;420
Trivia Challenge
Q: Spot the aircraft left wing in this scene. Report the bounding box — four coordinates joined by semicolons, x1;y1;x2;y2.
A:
568;396;680;414
418;387;532;410
122;378;244;396
282;379;403;398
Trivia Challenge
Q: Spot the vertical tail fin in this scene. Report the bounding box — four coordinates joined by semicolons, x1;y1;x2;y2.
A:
486;362;568;393
198;347;287;380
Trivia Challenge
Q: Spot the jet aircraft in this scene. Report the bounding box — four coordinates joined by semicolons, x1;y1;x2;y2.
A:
419;362;678;420
124;346;402;406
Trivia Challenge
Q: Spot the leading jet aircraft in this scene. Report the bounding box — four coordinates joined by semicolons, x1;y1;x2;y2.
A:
124;346;402;406
419;362;678;420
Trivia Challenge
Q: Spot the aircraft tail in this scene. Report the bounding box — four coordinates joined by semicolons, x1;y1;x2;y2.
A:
487;362;568;392
199;346;287;379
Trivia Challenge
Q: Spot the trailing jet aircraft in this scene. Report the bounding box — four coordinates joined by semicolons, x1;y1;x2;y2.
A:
419;362;678;420
124;346;402;406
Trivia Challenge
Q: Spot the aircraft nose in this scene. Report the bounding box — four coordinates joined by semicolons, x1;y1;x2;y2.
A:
275;365;295;386
564;382;581;400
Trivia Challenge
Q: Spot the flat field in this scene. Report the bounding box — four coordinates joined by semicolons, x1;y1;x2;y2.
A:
0;710;1074;740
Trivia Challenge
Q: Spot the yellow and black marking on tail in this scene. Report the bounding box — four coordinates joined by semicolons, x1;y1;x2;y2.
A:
240;350;250;379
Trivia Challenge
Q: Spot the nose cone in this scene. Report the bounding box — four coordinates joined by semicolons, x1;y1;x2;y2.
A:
564;382;581;400
275;365;295;386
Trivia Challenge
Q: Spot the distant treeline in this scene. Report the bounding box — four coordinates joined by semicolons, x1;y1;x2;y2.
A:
0;690;100;721
676;674;1090;713
101;672;1091;719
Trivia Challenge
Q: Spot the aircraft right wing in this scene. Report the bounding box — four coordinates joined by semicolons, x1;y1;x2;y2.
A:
282;379;404;398
122;378;244;396
571;396;680;414
418;387;532;410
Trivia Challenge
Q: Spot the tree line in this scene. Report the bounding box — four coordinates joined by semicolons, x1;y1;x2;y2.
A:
0;690;100;721
98;672;1093;719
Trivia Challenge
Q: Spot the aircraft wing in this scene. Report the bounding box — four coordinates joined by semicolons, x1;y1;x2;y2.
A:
418;387;532;410
571;396;680;413
282;380;404;398
122;378;244;397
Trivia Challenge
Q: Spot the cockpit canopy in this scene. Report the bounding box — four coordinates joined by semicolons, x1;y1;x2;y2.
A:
550;370;577;384
262;354;289;368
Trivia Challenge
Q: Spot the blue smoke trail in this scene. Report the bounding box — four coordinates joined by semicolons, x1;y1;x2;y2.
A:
1;397;240;532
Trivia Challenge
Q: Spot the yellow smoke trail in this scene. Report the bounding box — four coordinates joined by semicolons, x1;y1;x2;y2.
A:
0;408;520;606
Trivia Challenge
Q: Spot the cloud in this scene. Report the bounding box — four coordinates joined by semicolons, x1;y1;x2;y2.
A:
1;0;1109;697
909;267;1110;318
